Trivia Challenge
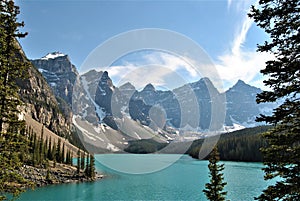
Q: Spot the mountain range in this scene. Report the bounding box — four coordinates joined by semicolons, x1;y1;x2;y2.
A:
29;52;276;153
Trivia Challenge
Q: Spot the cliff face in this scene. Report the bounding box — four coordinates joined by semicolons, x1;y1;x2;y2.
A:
17;56;71;138
31;52;78;107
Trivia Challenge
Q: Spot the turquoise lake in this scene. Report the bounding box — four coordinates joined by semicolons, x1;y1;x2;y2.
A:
17;154;274;201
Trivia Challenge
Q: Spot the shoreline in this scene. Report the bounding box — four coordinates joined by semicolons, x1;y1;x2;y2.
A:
19;162;104;188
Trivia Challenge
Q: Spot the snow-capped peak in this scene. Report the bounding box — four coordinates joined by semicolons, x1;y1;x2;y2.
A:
41;52;66;60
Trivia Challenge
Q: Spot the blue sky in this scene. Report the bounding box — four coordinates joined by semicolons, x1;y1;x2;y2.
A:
17;0;272;91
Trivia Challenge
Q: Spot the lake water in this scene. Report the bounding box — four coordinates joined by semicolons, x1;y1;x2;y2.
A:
17;154;274;201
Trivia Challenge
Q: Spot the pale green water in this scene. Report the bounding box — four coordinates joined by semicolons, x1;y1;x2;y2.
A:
17;154;274;201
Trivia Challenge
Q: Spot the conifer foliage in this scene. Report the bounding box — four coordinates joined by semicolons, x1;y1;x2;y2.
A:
249;0;300;200
76;150;96;180
203;147;227;201
0;1;96;199
27;125;73;168
0;0;30;199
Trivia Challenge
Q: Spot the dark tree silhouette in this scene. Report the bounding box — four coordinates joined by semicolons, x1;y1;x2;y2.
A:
249;0;300;200
0;0;31;199
203;146;227;201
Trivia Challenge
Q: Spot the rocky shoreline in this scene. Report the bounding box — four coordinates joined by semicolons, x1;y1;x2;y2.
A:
19;162;103;188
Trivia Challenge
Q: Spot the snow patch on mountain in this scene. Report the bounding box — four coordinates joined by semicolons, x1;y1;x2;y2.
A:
72;115;121;152
81;76;106;121
229;116;258;128
72;115;97;141
223;123;245;133
106;143;120;152
133;132;142;140
41;52;66;60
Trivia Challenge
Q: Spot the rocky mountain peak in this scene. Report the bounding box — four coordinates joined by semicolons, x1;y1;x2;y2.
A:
225;79;268;127
95;71;115;116
101;71;109;79
234;79;248;88
33;52;75;74
143;83;155;92
41;52;66;60
228;80;261;94
17;56;72;138
236;79;246;85
31;53;78;106
119;82;136;91
190;77;214;89
99;71;113;88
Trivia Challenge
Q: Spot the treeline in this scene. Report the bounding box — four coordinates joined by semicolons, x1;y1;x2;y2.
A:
25;125;95;179
124;139;168;153
76;149;96;178
188;126;272;162
124;126;272;162
26;125;73;167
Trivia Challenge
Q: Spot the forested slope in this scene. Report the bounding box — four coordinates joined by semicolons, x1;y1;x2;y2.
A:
188;126;272;162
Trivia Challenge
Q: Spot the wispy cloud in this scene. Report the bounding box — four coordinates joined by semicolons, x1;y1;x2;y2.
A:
231;11;253;56
215;0;273;91
142;52;199;78
115;65;187;90
82;0;270;92
216;51;273;90
104;51;200;90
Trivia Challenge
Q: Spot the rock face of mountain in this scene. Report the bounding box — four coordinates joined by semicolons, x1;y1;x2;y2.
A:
32;53;276;133
30;51;276;152
225;80;275;127
29;52;81;139
76;70;275;132
73;70;104;124
31;52;78;107
72;70;173;153
128;77;222;130
17;56;71;138
130;84;178;127
95;71;114;115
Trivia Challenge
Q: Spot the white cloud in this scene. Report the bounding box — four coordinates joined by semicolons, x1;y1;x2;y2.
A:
143;52;199;78
116;65;186;90
105;64;136;78
85;0;271;93
215;0;273;91
216;51;273;90
231;13;253;56
104;51;200;90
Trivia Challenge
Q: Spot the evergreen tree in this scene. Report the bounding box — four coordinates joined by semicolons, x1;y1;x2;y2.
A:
77;149;80;175
65;150;69;165
32;132;39;166
66;149;73;165
89;154;96;179
47;137;52;160
56;138;61;163
85;154;90;177
46;169;51;181
19;127;29;163
61;143;65;164
203;147;227;201
249;0;300;200
39;131;44;163
0;0;30;199
44;136;48;161
70;152;73;166
51;141;56;167
68;150;72;165
28;127;33;148
80;152;85;170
